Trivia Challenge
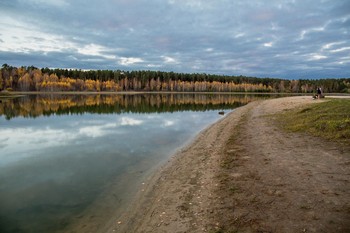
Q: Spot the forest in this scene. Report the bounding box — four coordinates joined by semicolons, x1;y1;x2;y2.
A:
1;64;349;93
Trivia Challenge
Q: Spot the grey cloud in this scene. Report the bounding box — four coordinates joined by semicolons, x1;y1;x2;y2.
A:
0;0;349;78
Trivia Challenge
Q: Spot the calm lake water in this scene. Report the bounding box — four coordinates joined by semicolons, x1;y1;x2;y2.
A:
0;93;264;233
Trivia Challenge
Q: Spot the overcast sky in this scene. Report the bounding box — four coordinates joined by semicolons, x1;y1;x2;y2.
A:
0;0;349;79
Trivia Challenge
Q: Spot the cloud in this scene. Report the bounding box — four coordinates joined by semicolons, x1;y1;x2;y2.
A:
321;41;346;50
0;17;73;53
329;47;350;53
263;42;273;47
308;54;327;61
21;0;68;7
161;56;179;64
119;57;144;66
77;43;116;60
0;0;349;78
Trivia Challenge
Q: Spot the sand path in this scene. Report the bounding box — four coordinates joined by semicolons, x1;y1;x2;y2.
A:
108;96;350;233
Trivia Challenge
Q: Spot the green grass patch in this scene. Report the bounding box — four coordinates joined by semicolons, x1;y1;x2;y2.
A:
277;99;350;145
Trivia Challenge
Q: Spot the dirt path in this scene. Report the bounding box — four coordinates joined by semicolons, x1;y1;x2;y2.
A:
108;96;350;233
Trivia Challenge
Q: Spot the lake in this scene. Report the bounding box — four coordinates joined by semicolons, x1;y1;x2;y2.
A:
0;93;264;233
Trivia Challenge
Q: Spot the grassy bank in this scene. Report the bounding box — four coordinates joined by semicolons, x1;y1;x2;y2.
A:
277;99;350;145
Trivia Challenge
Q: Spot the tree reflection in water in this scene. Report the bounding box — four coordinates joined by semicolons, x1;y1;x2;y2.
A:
0;93;266;120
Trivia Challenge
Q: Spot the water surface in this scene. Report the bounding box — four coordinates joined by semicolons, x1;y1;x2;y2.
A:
0;93;262;233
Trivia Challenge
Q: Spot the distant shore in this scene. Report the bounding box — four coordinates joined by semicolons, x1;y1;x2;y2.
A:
8;91;303;95
3;90;349;96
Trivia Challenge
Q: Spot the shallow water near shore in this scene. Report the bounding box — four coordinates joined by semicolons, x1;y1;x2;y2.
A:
0;93;265;233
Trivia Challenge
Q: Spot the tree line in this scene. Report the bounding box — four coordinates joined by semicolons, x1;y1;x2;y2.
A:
1;64;349;93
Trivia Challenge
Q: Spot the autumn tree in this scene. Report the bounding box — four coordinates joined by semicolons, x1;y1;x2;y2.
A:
0;71;3;90
18;73;32;91
1;65;349;93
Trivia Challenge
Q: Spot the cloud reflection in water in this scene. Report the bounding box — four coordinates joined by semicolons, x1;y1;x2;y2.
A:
0;109;227;233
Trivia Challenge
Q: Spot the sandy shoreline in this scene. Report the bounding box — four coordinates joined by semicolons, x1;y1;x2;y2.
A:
105;96;350;233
